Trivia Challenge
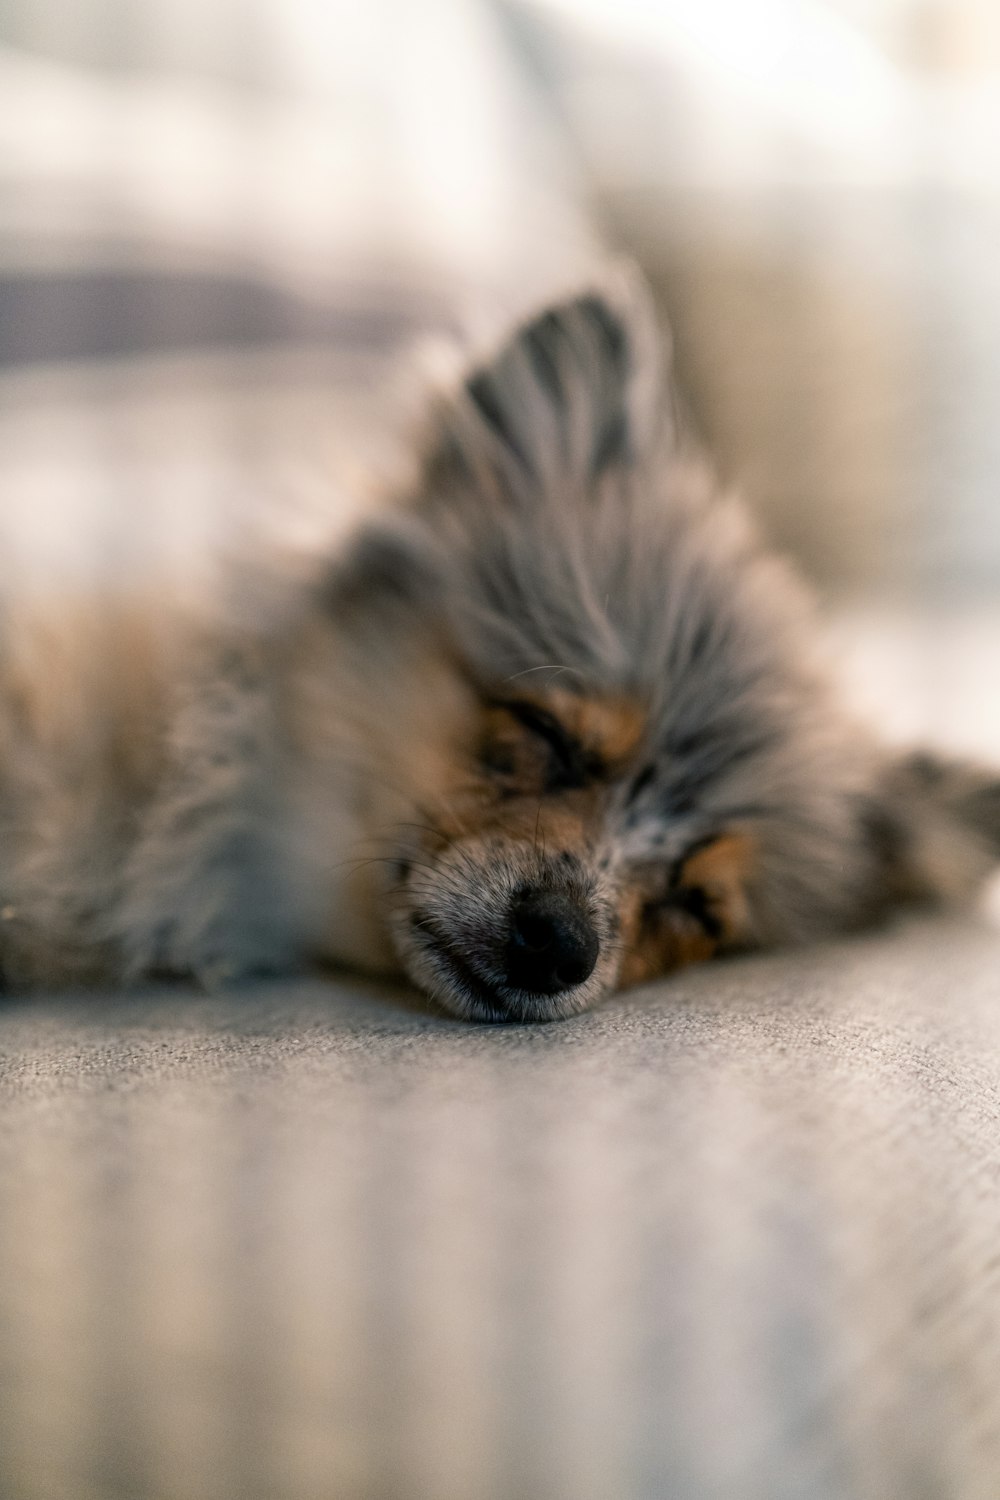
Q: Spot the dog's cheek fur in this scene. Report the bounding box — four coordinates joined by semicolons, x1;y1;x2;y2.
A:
281;611;489;978
617;833;755;989
617;903;715;989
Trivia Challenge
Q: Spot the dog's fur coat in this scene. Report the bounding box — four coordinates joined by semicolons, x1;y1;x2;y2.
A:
2;268;999;1019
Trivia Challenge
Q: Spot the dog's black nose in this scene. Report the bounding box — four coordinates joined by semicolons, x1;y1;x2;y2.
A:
504;890;599;994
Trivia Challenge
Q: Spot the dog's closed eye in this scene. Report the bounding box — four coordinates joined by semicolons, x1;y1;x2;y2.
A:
666;884;725;941
480;688;646;799
480;699;593;794
618;833;755;987
502;700;593;790
636;868;724;943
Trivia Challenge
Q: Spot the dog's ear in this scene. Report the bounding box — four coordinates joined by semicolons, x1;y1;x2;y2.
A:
863;750;1000;906
437;267;668;497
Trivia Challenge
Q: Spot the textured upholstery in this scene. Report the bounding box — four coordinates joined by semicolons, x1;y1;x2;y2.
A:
2;916;1000;1499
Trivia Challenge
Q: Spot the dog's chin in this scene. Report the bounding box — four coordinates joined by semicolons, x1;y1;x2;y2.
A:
401;927;598;1025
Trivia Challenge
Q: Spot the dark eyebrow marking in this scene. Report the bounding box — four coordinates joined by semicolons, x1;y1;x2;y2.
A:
503;699;576;755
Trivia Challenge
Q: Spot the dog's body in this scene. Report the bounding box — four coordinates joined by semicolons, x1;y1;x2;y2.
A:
2;270;999;1018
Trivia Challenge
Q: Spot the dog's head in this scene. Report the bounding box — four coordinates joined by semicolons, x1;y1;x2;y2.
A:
323;270;1000;1022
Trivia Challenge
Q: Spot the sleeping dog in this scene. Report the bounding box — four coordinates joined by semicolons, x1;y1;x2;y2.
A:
2;268;997;1019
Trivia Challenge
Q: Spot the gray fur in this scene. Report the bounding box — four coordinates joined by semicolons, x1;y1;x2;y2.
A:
0;266;997;1017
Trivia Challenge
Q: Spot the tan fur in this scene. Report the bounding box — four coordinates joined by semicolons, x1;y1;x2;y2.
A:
536;688;646;769
681;833;755;942
617;833;754;988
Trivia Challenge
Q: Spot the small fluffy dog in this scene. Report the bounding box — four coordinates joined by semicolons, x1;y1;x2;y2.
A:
2;270;999;1019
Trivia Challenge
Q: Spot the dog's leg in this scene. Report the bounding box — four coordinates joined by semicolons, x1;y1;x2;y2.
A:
113;641;299;987
867;750;1000;907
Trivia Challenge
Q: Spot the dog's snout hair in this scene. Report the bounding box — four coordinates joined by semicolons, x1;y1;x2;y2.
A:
391;827;620;1023
0;264;999;1015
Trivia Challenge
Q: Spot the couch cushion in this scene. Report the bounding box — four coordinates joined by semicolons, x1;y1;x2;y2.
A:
1;915;1000;1499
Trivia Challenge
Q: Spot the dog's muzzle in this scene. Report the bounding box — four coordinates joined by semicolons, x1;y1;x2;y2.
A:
401;861;608;1023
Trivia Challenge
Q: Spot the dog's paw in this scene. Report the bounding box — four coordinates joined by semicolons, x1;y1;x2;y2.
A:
190;949;294;992
117;882;298;989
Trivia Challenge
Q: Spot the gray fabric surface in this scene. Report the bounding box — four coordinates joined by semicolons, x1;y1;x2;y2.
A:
3;915;1000;1500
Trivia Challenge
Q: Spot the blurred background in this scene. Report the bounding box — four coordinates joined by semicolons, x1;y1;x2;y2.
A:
3;0;1000;695
4;0;1000;604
